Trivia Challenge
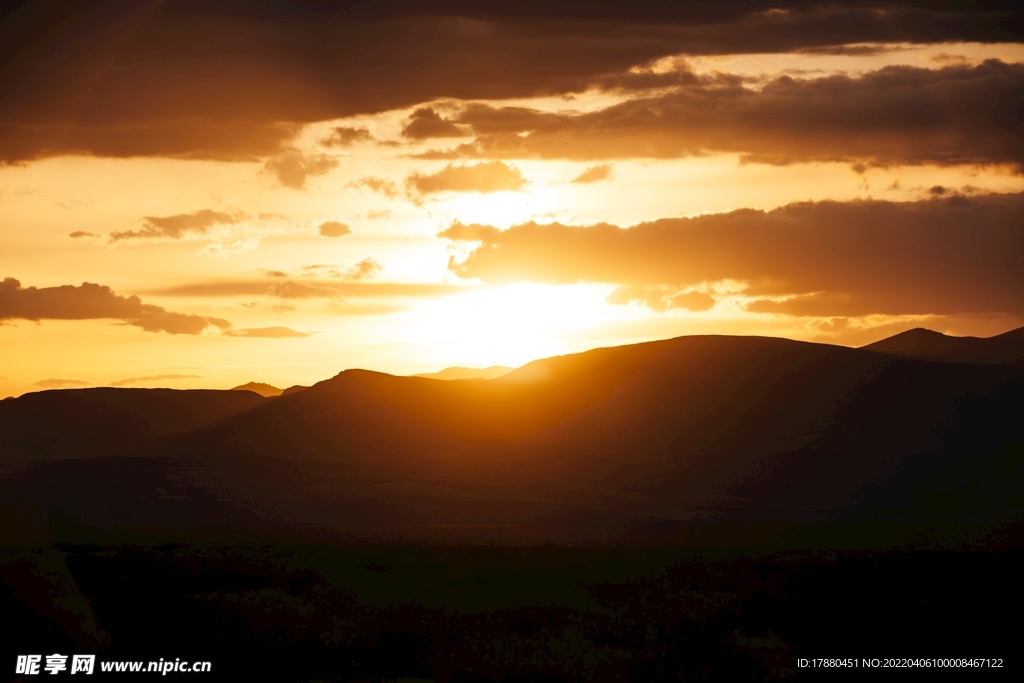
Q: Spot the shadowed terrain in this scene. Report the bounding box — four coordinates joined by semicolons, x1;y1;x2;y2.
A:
3;329;1023;680
0;388;267;465
230;382;283;397
2;329;1022;546
862;325;1024;364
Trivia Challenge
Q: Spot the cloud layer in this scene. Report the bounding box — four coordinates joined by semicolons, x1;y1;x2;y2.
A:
147;280;466;300
109;373;205;387
4;1;1019;162
263;151;338;189
222;327;311;338
440;193;1024;317
406;162;528;195
0;277;231;334
571;164;614;184
109;209;239;242
428;61;1024;169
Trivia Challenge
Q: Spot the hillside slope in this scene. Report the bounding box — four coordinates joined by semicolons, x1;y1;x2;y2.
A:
862;326;1024;364
3;333;1023;545
0;388;267;463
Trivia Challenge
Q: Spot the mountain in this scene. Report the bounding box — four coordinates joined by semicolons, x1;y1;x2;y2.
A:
3;332;1021;546
862;326;1024;364
413;365;515;381
0;388;267;463
231;381;283;397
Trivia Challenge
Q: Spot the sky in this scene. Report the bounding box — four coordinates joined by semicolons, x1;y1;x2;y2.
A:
2;0;1023;397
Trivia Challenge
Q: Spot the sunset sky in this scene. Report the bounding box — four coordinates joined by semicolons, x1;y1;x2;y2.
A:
2;0;1023;397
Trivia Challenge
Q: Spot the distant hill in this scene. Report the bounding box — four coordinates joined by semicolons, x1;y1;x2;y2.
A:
3;332;1022;546
232;382;283;397
862;326;1024;364
413;366;514;381
0;388;266;463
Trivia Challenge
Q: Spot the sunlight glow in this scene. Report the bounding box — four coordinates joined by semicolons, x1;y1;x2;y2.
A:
391;283;627;369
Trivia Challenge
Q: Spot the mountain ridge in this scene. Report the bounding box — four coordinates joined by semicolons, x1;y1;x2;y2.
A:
413;366;515;381
2;328;1022;545
862;325;1024;364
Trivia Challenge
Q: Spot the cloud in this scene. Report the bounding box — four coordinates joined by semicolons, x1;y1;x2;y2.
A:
34;378;90;389
318;220;352;237
198;238;260;257
109;374;205;387
440;192;1024;318
260;259;382;282
0;277;232;334
68;231;100;239
8;2;1013;162
406;161;528;195
0;119;303;164
321;126;372;147
348;176;399;198
262;151;338;189
222;327;311;338
607;285;717;312
439;223;502;242
402;108;465;139
571;164;614;184
427;61;1024;170
109;209;239;242
145;280;468;300
346;258;382;281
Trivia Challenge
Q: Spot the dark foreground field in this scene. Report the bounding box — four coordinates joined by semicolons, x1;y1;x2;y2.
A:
3;540;1021;681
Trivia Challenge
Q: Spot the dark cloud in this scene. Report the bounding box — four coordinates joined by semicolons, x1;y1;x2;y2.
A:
263;150;338;189
406;161;528;195
348;176;399;198
109;374;205;386
222;327;311;338
68;231;100;239
0;277;232;334
321;126;372;147
424;61;1024;169
4;1;1020;162
318;220;352;237
439;193;1024;318
571;164;613;184
109;209;239;242
402;108;465;139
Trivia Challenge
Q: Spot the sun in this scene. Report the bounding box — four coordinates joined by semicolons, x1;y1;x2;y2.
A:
392;283;624;370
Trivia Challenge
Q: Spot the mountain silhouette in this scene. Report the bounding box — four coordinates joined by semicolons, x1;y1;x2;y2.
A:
413;366;515;381
0;388;266;463
2;331;1022;546
862;325;1024;364
231;382;283;397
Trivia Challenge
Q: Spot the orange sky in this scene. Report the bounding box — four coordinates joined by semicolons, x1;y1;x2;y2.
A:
2;1;1024;397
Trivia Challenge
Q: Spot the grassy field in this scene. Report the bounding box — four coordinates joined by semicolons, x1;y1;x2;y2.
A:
4;542;1021;681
